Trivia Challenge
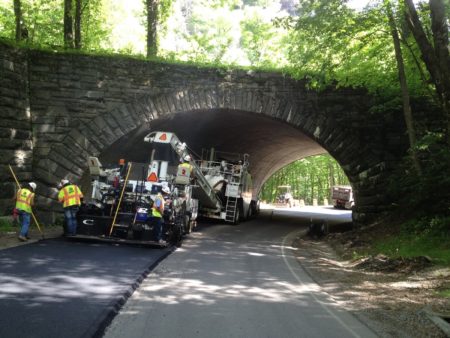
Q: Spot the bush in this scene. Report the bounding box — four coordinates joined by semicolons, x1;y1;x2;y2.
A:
389;132;450;219
403;216;450;235
0;217;15;232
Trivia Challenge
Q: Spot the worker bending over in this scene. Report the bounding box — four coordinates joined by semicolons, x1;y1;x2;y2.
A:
15;182;37;241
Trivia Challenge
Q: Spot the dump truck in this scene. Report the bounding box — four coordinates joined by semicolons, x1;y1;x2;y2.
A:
331;185;354;209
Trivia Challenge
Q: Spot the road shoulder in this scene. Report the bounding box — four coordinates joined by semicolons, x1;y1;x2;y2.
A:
0;225;63;250
293;234;450;337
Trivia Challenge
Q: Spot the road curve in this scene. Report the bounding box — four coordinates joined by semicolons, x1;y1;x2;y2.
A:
104;210;376;338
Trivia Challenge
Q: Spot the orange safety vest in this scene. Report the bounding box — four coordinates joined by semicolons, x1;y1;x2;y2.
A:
58;184;83;208
16;188;34;213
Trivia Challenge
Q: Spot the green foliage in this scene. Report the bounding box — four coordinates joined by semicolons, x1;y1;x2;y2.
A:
0;217;15;232
260;154;349;204
281;0;430;100
437;289;450;298
389;132;450;218
0;0;111;51
374;216;450;265
185;12;235;63
239;7;289;67
80;0;110;50
0;1;15;38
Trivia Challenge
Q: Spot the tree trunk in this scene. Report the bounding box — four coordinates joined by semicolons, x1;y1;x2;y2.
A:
74;0;81;49
429;0;450;144
386;0;421;174
146;0;159;58
403;0;450;144
64;0;74;48
13;0;26;42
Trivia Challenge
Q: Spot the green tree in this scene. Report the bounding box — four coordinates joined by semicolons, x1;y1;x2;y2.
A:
146;0;173;58
385;0;421;174
64;0;74;48
260;155;349;205
403;0;450;144
13;0;27;42
240;7;289;67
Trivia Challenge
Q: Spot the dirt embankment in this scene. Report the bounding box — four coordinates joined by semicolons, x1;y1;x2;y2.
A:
294;224;450;337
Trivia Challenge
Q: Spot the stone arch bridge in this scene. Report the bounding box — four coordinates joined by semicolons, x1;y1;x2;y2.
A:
0;43;407;224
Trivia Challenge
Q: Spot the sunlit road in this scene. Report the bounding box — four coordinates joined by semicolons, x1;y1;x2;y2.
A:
104;206;376;338
0;238;171;338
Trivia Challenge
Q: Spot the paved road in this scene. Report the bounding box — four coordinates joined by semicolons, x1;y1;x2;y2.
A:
104;208;376;338
0;238;171;338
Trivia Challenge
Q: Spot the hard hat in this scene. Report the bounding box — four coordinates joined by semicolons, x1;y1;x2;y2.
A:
61;179;69;186
29;182;37;191
184;155;191;162
162;186;171;194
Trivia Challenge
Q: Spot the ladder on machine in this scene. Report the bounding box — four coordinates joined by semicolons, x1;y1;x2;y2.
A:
225;197;238;223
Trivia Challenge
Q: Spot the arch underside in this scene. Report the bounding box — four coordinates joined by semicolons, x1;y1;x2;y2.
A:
100;109;326;196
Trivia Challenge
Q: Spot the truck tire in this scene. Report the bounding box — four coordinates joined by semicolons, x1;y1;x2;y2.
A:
184;215;192;234
167;223;183;247
233;208;240;225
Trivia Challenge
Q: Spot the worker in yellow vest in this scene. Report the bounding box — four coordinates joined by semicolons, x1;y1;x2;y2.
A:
58;179;83;236
178;155;193;178
15;182;36;241
152;185;170;244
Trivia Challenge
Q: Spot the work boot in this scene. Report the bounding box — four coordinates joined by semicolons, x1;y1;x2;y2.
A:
18;235;28;242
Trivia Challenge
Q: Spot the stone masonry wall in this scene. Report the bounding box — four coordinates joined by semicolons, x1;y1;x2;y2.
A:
0;44;33;216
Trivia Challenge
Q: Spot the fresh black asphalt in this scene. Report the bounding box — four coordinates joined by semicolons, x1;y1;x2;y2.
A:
0;237;171;338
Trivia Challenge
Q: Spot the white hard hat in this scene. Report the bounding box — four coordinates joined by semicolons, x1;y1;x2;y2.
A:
61;179;69;186
162;186;170;194
29;182;37;190
184;155;191;162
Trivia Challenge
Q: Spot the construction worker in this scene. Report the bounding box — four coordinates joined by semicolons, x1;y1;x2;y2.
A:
58;179;83;236
152;185;170;244
177;155;194;180
15;182;36;241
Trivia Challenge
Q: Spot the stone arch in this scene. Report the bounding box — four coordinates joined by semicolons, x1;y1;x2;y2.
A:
36;86;395;225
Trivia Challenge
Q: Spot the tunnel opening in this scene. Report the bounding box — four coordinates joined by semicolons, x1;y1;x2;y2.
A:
95;109;328;198
259;153;352;210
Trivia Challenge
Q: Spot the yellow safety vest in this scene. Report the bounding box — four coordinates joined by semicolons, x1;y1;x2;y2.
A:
179;162;193;170
58;184;83;208
152;194;164;218
178;162;193;177
16;188;34;213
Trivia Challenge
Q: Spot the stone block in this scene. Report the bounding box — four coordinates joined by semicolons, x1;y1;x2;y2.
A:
33;116;55;124
0;138;32;150
34;164;62;185
0;181;17;199
54;144;84;168
34;124;55;133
